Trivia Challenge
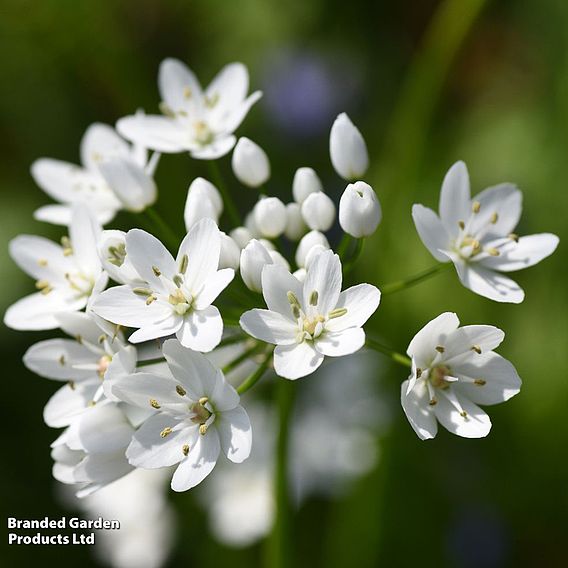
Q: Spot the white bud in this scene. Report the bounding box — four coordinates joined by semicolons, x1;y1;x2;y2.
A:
339;181;382;238
231;137;270;188
301;192;336;232
305;244;328;270
329;113;369;180
293;268;307;282
219;232;241;270
259;238;276;251
230;227;253;249
295;230;330;268
284;202;308;241
244;212;261;238
269;250;290;271
292;167;322;204
254;197;287;238
240;239;273;293
184;177;223;230
99;157;157;213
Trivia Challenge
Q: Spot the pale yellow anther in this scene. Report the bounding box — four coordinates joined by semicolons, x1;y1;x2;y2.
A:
133;287;153;296
429;398;438;406
199;396;209;405
173;274;184;288
471;345;482;354
458;221;465;230
160;427;173;438
472;201;481;214
474;379;486;386
487;247;500;257
182;444;190;456
328;308;347;319
287;291;300;307
183;86;192;99
435;345;445;353
150;399;161;409
88;400;96;407
199;424;208;435
416;368;422;378
146;295;157;305
152;266;161;277
68;380;76;390
471;240;481;254
508;233;519;242
37;259;48;267
309;290;319;306
490;212;499;224
98;334;106;344
176;385;186;397
460;410;468;418
179;254;188;274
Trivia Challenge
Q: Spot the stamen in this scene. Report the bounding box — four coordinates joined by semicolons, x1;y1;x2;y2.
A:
472;201;481;214
490;212;499;224
179;254;188;274
152;266;161;277
328;308;347;319
471;240;481;254
199;424;208;435
199;396;209;405
98;334;106;344
176;385;186;396
37;259;48;267
173;274;184;288
150;399;161;409
61;236;73;256
471;345;482;354
146;295;157;305
133;287;153;296
474;378;486;386
309;290;318;306
182;444;190;456
458;221;465;230
416;368;422;378
160;427;173;438
183;86;192;99
159;102;175;117
88;400;96;407
435;345;445;353
486;247;500;256
429;398;438;406
68;380;75;390
508;233;519;242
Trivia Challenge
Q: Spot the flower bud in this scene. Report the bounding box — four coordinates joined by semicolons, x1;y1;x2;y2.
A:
244;212;261;238
230;226;253;249
219;232;241;270
284;203;308;241
240;239;273;293
329;113;369;180
301;192;336;232
269;250;290;271
184;177;223;230
339;181;382;237
295;230;330;268
254;197;287;238
231;137;270;188
292;167;322;204
99;157;157;213
293;268;307;282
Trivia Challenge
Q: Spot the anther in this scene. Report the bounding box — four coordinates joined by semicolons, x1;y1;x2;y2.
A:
471;240;481;254
88;400;96;407
287;291;300;307
416;368;422;378
474;379;486;386
199;397;209;405
179;254;188;274
199;424;208;435
471;345;482;354
435;345;445;353
59;355;66;367
490;212;499;224
182;444;190;456
183;86;192;99
37;259;48;267
133;287;153;296
508;233;519;242
429;398;438;406
98;334;106;344
146;295;157;305
152;266;161;277
472;201;481;214
487;248;500;256
150;399;161;409
460;410;468;418
68;380;76;390
309;290;319;306
458;221;465;230
173;274;184;288
176;385;186;396
160;427;173;438
328;308;348;319
159;102;175;118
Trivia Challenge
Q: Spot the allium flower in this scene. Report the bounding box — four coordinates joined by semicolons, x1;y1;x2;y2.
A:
117;59;262;160
232;137;271;188
184;177;223;230
292;167;323;204
412;161;559;303
329;113;369;180
31;123;151;225
92;219;233;352
240;239;288;293
301;192;336;232
253;197;287;238
112;340;252;491
240;250;381;379
4;205;105;330
339;181;382;238
295;230;330;268
401;312;521;440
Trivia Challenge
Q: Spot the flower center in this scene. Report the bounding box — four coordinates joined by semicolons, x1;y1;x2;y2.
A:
168;288;193;315
97;355;112;378
193;121;214;146
190;397;215;435
430;365;452;389
106;243;127;267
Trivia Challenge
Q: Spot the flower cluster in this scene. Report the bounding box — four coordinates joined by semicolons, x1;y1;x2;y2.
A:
4;57;559;505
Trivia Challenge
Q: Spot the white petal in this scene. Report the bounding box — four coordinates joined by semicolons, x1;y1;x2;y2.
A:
23;339;97;381
77;403;134;453
261;263;303;319
302;249;342;315
126;228;177;286
171;428;220;491
324;283;380;332
69;204;102;276
35;204;116;226
73;450;133;487
206;62;249;126
178;218;221;294
128;315;182;343
117;114;190;153
411;204;452;262
9;234;72;281
189;135;237;160
216;406;252;463
407;312;460;365
43;381;99;428
442;325;505;365
158;58;203;114
80;123;131;171
479;234;559;273
439;161;471;236
452;352;521;405
194;268;234;309
239;309;297;345
55;311;105;344
315;328;365;357
400;380;438;440
434;391;491;438
454;262;524;303
127;414;197;468
218;92;262;135
273;342;324;380
176;305;223;352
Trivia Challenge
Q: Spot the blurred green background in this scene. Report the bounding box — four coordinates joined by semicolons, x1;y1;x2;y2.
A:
1;0;566;566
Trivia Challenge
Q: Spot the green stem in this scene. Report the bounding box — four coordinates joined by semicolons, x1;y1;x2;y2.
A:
236;349;273;395
144;207;180;251
208;161;241;227
222;342;263;374
380;263;450;295
343;238;365;274
268;379;295;568
337;234;352;259
365;338;411;368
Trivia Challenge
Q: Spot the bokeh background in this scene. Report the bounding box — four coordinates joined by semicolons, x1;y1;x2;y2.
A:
1;0;566;566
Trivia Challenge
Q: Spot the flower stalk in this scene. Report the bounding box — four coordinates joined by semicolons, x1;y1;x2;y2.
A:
208;161;241;226
380;263;450;295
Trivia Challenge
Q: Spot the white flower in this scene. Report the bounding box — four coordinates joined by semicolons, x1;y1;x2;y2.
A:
329;113;369;180
295;230;330;268
231;137;270;187
184;177;223;230
4;205;105;330
339;181;381;237
230;226;254;249
98;230;143;285
292;167;323;204
92;218;234;352
219;233;241;270
240;250;381;379
301;192;336;232
401;312;522;440
117;59;262;160
240;239;273;293
284;202;308;241
253;197;287;238
112;339;252;492
412;161;559;303
31;123;151;225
